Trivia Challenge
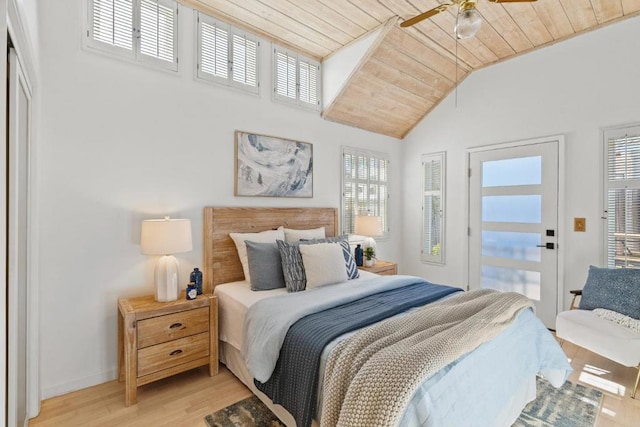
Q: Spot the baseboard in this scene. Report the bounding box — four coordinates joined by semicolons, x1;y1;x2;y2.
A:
41;368;118;400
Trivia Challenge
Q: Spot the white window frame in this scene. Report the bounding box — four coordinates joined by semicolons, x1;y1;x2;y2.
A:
195;13;260;94
421;152;446;264
272;45;321;112
340;146;390;239
603;123;640;268
84;0;179;72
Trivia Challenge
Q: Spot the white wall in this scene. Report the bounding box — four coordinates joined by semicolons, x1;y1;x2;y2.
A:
402;16;640;301
37;0;401;398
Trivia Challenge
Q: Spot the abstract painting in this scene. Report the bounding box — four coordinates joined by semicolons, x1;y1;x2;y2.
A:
235;131;313;197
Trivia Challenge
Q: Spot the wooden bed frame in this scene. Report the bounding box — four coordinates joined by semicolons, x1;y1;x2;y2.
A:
202;207;338;294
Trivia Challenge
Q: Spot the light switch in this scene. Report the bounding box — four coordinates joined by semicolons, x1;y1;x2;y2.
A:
574;218;586;232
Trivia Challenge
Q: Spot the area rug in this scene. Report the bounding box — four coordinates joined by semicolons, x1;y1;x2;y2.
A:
205;378;602;427
513;377;603;427
204;395;284;427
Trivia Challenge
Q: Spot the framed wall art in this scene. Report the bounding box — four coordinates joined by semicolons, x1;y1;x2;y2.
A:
234;131;313;198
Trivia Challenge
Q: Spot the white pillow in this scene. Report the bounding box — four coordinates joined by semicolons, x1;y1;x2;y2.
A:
230;227;284;283
299;242;348;289
284;227;325;243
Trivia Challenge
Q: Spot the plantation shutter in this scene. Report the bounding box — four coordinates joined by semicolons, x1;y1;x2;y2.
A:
299;58;319;107
90;0;134;53
605;127;640;268
196;14;259;92
422;153;445;264
199;18;229;80
87;0;177;70
231;33;259;91
139;0;177;64
273;46;321;110
275;48;297;101
342;148;389;237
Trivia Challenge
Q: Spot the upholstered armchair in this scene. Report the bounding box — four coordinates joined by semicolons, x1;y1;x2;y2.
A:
555;266;640;399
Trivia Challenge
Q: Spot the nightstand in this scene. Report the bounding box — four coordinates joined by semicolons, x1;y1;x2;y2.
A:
358;260;397;276
117;293;218;406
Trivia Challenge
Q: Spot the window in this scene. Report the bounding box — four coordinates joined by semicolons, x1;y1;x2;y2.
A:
422;152;445;264
86;0;178;71
196;13;260;93
341;147;389;237
273;46;321;111
604;124;640;268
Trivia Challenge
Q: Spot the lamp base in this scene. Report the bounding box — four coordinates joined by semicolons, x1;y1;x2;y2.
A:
155;255;180;302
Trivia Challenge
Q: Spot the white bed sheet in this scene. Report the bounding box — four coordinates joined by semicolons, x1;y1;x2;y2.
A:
214;271;379;350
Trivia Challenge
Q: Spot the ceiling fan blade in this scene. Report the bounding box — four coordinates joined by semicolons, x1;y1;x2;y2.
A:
488;0;537;3
400;4;453;28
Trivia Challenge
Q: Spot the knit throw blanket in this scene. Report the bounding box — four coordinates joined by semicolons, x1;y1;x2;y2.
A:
320;289;534;427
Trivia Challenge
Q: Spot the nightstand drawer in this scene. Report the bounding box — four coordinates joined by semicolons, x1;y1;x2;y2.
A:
137;332;210;377
137;307;209;349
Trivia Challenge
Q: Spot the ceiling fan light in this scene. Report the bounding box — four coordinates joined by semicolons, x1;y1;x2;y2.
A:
455;7;482;39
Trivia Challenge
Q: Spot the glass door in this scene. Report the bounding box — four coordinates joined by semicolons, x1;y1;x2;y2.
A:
469;140;559;328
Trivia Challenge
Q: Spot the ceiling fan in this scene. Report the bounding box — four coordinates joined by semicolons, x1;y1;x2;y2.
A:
400;0;537;39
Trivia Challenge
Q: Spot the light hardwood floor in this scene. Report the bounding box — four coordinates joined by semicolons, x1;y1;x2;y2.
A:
29;341;640;427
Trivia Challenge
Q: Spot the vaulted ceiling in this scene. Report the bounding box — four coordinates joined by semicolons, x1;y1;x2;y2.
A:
181;0;640;138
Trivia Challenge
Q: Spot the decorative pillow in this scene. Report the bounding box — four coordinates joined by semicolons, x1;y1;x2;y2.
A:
299;242;349;289
229;227;284;283
245;241;286;291
579;266;640;319
284;227;326;243
304;236;359;280
277;240;306;292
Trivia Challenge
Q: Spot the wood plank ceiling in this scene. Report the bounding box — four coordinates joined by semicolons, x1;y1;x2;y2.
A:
182;0;640;138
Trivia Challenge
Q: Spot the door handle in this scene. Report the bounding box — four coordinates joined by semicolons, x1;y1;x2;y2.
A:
536;243;555;249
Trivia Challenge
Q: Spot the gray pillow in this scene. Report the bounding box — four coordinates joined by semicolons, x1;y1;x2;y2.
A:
579;266;640;319
277;240;306;292
245;241;286;291
303;236;359;280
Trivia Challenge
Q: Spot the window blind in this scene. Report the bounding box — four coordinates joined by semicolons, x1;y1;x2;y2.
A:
422;153;445;264
275;50;297;100
273;46;321;110
341;148;389;237
139;0;175;63
92;0;133;50
200;20;229;79
197;14;259;93
87;0;177;70
232;34;258;87
605;129;640;268
299;59;318;106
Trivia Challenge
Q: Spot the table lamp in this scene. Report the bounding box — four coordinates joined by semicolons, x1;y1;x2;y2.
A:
354;215;383;263
141;217;193;302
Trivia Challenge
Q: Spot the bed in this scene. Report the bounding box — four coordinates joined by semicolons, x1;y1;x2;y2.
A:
203;207;571;427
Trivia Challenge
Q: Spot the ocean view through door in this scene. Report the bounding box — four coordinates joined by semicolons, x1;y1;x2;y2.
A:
468;139;560;328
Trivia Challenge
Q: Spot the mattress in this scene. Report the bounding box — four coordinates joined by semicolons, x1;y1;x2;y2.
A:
214;270;379;350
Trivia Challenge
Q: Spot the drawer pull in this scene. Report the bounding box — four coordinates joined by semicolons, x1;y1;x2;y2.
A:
169;322;183;329
169;349;183;356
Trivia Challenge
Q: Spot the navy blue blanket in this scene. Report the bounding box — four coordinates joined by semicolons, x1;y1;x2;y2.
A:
254;280;460;427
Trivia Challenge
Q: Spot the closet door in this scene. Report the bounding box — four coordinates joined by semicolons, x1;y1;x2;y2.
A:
7;46;32;427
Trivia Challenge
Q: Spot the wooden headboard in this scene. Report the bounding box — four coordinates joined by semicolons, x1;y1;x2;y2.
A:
203;207;338;293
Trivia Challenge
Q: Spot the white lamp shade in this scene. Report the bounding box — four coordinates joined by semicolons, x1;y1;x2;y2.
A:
354;215;383;237
141;218;193;255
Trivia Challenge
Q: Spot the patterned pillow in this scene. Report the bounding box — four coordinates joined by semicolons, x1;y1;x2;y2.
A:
302;236;360;280
579;266;640;319
276;240;306;292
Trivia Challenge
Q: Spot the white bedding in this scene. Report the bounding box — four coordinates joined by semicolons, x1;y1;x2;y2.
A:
214;270;379;350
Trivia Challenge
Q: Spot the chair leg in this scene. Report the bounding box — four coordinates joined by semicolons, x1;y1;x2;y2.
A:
632;365;640;399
